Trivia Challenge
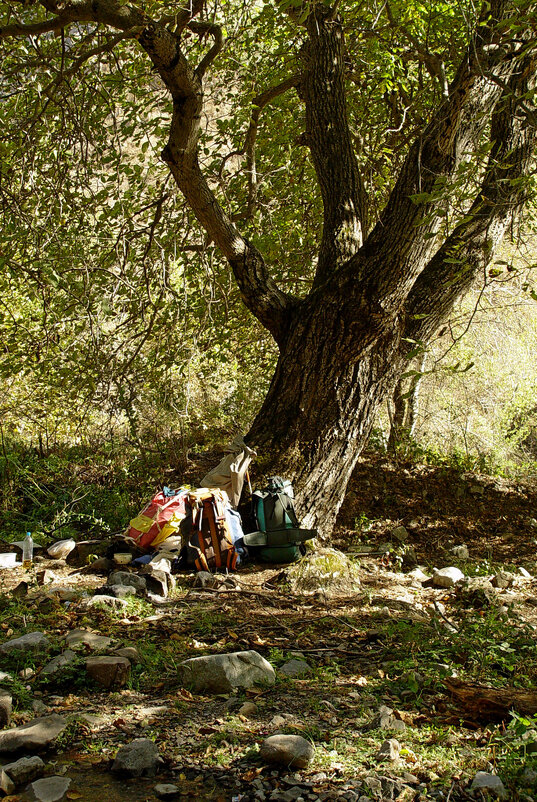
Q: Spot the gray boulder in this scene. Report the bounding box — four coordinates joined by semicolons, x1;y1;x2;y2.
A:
65;629;112;650
47;539;76;560
0;632;50;655
86;656;131;689
470;771;507;799
27;775;71;802
279;659;312;678
108;571;147;592
112;738;162;777
431;567;464;588
259;734;314;768
41;650;78;676
86;594;128;610
178;650;275;693
0;715;67;753
0;755;45;794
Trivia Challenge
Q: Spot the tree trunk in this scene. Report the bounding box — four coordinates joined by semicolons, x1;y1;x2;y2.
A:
246;299;403;535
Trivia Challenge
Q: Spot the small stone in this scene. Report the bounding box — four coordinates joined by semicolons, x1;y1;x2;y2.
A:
36;569;58;586
103;584;136;599
108;571;147;591
270;715;288;729
27;775;71;801
12;581;29;598
41;650;78;677
154;783;181;799
391;526;409;543
259;734;314;768
0;691;12;728
86;656;131;689
112;737;162;777
450;544;469;560
279;660;313;678
86;595;128;610
114;646;142;664
408;567;429;583
491;571;515;589
239;702;258;718
377;738;400;761
470;771;507;798
32;701;48;715
0;755;45;793
0;632;50;655
431;567;464;588
65;629;113;650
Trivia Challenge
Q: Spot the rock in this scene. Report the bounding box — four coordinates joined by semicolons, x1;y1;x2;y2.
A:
65;629;113;650
456;577;497;608
259;734;314;769
0;715;67;753
239;702;258;718
47;539;76;560
270;715;288;729
0;755;45;793
0;690;12;728
491;571;515;589
86;594;128;610
391;526;409;543
36;569;58;586
450;544;469;560
12;581;29;598
114;646;142;664
100;584;136;599
86;656;131;689
45;587;78;602
521;768;537;787
0;632;50;656
27;775;71;801
377;705;406;732
108;571;147;592
178;650;275;693
377;738;400;761
32;701;48;715
41;650;78;676
470;771;507;798
431;567;464;588
154;783;181;799
408;567;429;583
144;569;169;598
112;737;162;777
279;660;313;678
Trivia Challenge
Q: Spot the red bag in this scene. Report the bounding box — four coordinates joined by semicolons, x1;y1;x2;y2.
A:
125;488;188;551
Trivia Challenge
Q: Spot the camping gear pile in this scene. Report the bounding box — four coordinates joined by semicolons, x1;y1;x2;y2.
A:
123;436;316;571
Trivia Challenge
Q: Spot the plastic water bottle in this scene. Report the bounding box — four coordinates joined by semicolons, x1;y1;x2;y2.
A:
22;532;33;569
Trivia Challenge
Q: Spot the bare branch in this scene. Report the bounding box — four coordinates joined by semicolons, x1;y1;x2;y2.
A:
189;20;224;80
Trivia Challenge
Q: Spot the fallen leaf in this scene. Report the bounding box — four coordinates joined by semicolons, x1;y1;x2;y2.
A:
67;792;83;800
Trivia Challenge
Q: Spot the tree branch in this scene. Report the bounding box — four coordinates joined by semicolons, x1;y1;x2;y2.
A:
350;0;527;310
299;5;368;287
405;53;537;344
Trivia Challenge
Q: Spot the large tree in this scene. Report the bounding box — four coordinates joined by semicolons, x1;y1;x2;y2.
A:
1;0;536;534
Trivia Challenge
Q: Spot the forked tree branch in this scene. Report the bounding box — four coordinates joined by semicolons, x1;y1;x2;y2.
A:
406;54;537;344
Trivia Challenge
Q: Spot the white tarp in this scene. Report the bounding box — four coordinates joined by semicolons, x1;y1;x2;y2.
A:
200;435;256;508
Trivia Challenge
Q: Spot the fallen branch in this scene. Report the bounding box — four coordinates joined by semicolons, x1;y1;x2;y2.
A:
445;678;537;720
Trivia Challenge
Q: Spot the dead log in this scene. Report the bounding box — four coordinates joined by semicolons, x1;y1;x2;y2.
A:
445;678;537;720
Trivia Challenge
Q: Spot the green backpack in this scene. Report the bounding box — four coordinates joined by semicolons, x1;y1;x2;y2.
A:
243;477;316;563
